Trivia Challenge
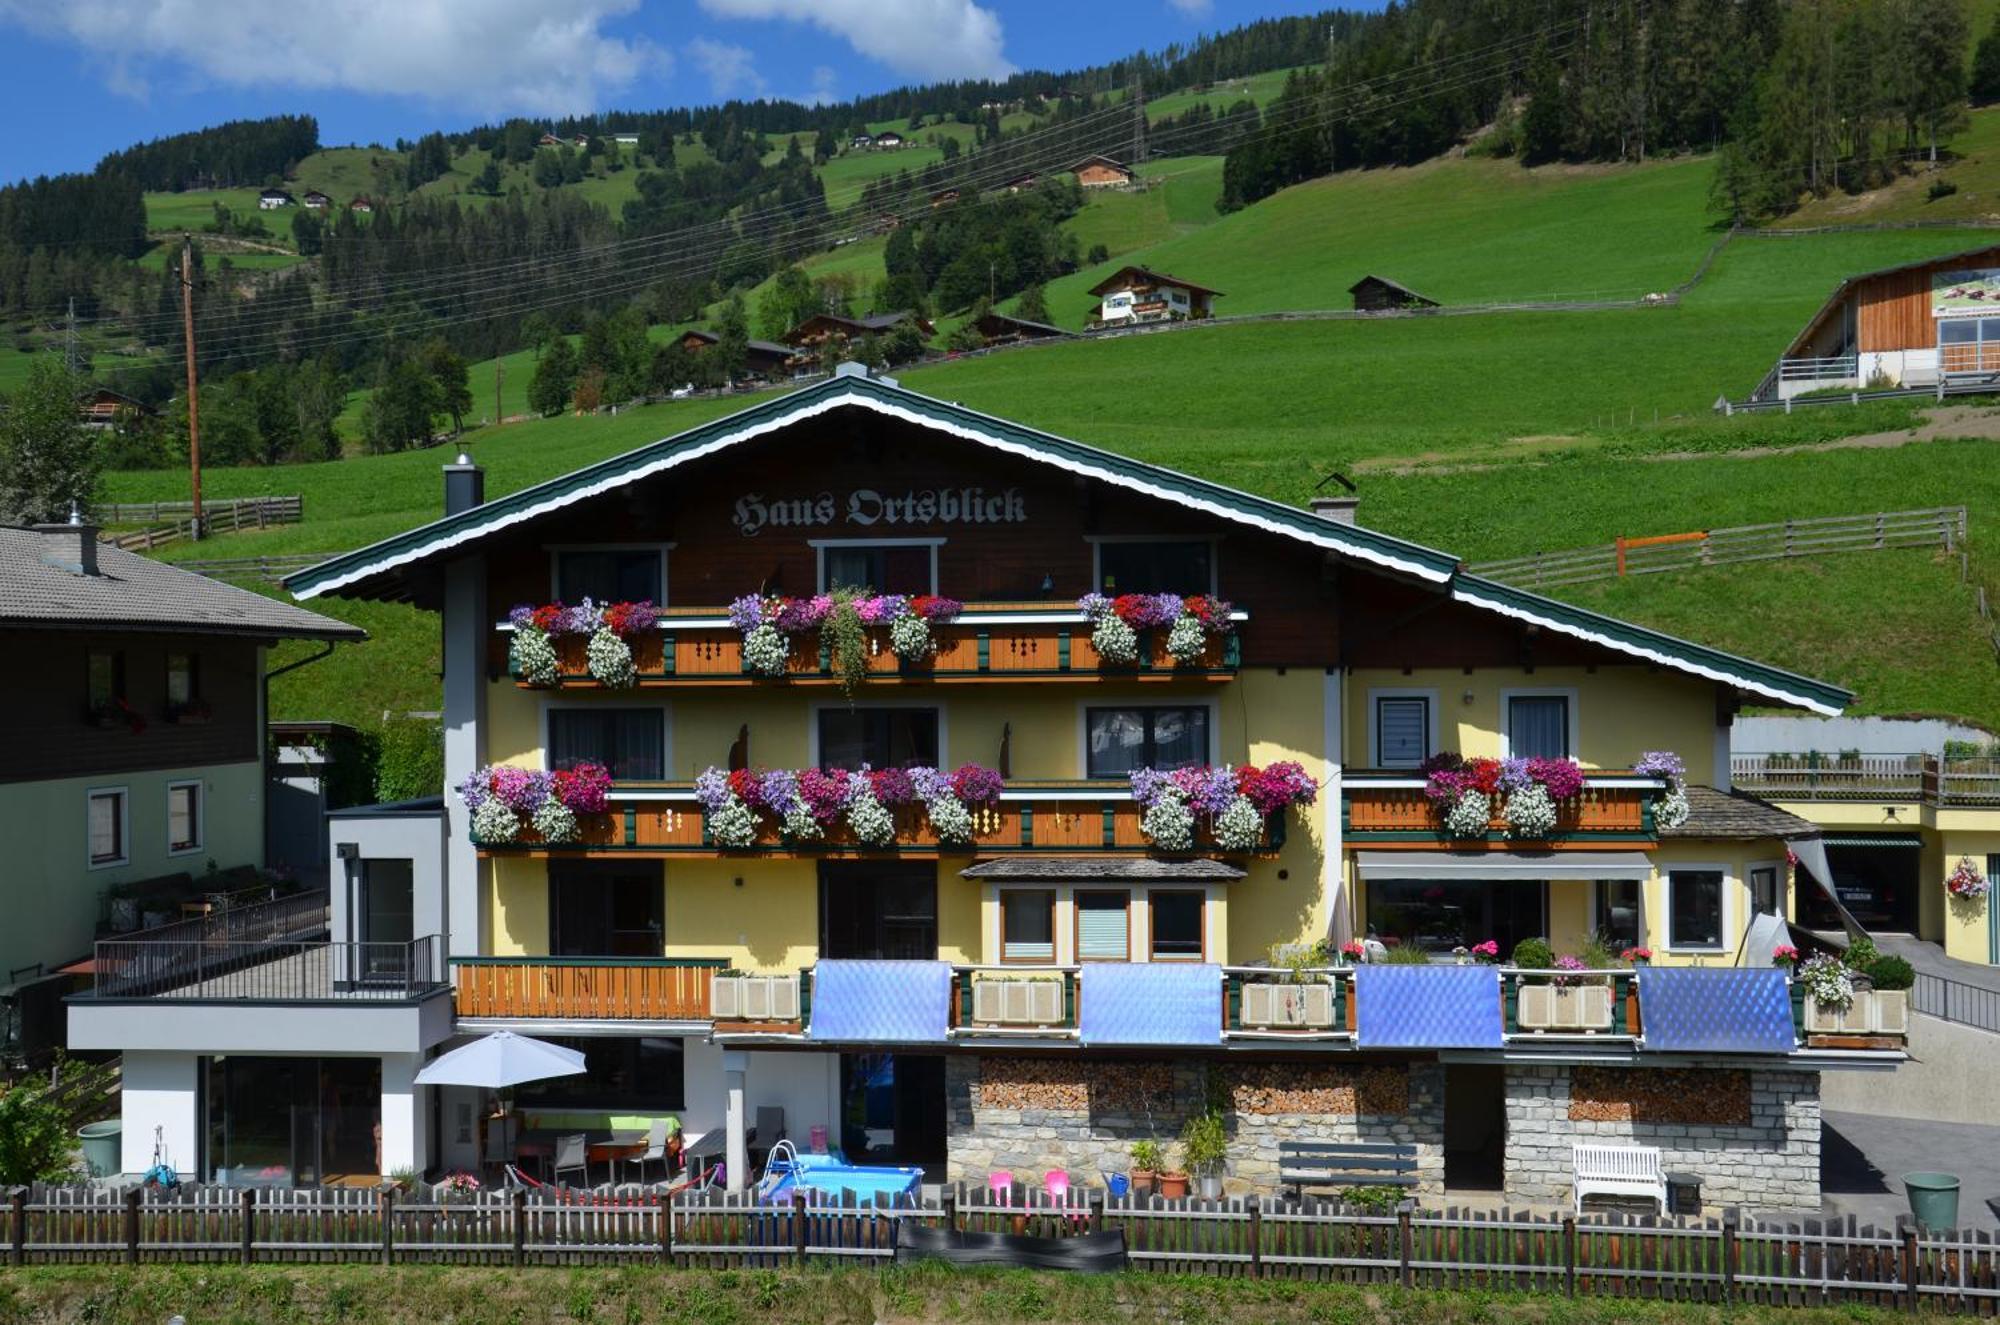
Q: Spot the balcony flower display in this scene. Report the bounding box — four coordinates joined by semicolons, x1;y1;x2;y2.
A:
1797;952;1854;1012
1077;592;1234;667
1129;762;1318;852
1948;856;1990;901
1635;750;1690;831
728;595;797;678
887;595;965;662
694;763;1005;849
1771;944;1801;967
727;591;964;684
586;599;657;689
460;761;611;845
508;599;656;687
1420;753;1590;840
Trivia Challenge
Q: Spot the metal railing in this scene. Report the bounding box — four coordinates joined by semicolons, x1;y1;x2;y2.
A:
86;935;445;1002
1732;753;2000;806
1777;355;1859;383
1912;971;2000;1035
110;886;329;948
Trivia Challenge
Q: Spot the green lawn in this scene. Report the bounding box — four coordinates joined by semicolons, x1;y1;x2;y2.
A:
1143;65;1313;122
1059;156;1226;263
142;188;272;237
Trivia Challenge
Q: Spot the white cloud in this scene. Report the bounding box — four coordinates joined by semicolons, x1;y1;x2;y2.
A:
798;64;840;107
0;0;665;116
687;37;765;98
1166;0;1213;14
697;0;1012;82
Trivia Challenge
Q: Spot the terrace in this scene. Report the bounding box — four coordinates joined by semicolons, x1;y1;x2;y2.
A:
1342;770;1663;845
1731;753;2000;806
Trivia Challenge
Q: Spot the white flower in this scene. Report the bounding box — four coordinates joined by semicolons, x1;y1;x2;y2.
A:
1091;614;1139;666
927;790;974;845
1213;795;1265;852
846;786;897;847
1443;790;1492;839
532;799;579;845
888;613;934;662
471;798;520;844
1799;954;1855;1011
780;802;823;841
1655;784;1690;832
585;626;637;688
1141;786;1196;851
1165;614;1208;664
707;795;760;849
742;623;790;677
511;627;559;687
1503;783;1558;839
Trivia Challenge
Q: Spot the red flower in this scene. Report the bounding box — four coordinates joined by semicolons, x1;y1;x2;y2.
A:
1111;594;1150;626
728;768;763;809
530;604;564;633
1463;758;1502;796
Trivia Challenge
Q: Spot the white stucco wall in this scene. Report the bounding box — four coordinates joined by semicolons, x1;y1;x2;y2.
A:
120;1050;199;1176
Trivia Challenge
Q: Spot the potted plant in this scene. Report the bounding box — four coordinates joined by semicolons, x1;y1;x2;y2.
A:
106;884;142;934
1621;947;1653;968
1181;1113;1228;1200
437;1171;482;1203
1156;1145;1191;1200
1128;1140;1162;1197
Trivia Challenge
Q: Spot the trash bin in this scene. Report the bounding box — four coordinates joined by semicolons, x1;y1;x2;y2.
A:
1665;1172;1702;1215
1905;1172;1961;1230
76;1120;121;1178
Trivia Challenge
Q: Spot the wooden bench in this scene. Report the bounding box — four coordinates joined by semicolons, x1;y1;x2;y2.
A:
1572;1142;1666;1213
1278;1141;1419;1198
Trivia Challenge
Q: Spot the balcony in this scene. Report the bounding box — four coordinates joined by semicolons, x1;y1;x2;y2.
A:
495;603;1243;688
451;956;728;1024
474;781;1284;858
1732;753;2000;807
1342;771;1661;847
81;935;446;1003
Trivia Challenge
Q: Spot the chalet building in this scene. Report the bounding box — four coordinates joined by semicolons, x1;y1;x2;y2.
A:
782;311;936;367
676;328;794;381
850;134;874;149
73;367;1892;1207
76;387;150;430
1087;266;1223;328
1069;154;1134;189
301;190;332;210
929;188;961;209
1758;244;2000;400
257;188;294;210
538;133;567;148
0;521;360;1069
349;197;375;215
1349;275;1440;314
873;131;905;149
970;311;1068;346
998;172;1040;194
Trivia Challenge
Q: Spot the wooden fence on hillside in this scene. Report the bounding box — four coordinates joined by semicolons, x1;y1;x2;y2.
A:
97;497;302;551
10;1182;2000;1310
1468;506;1967;590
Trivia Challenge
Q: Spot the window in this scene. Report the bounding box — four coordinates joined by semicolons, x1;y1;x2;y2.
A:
1001;890;1056;962
820;543;934;594
1075;891;1130;961
1595;879;1641;950
547;708;666;781
1150;892;1204;960
86;649;124;710
1374;695;1432;768
818;707;939;770
549;862;664;956
1365;877;1547;958
1096;540;1213;594
1939;316;2000;374
1507;694;1572;759
1667;869;1725;950
87;789;126;868
1085;706;1209;778
511;1036;685;1111
1749;865;1780;916
167;781;202;854
165;651;199;708
555;549;663;604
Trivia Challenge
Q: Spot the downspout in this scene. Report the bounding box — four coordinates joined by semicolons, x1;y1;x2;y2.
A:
263;639;339;725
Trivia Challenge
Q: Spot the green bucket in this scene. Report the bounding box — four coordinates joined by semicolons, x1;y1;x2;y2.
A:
76;1120;121;1178
1904;1172;1961;1230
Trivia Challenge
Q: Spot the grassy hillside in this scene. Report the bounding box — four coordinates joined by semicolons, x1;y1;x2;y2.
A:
1775;104;2000;228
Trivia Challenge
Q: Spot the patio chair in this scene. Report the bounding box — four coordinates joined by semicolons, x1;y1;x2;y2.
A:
622;1120;673;1185
988;1170;1014;1206
749;1105;786;1169
552;1133;588;1188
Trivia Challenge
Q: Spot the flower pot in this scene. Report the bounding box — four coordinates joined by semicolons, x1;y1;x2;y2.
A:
1198;1170;1223;1200
1128;1168;1156;1198
1157;1170;1190;1200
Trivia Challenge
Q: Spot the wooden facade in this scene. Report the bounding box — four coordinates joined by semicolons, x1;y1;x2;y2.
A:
1071;155;1132;188
453;958;715;1020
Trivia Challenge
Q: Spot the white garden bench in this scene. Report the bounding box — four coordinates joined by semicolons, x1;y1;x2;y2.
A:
1572;1143;1666;1213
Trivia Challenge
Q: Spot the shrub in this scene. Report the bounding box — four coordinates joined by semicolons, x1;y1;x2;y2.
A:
1511;937;1555;970
1928;178;1959;201
1863;954;1915;992
1381;943;1435;964
373;716;444;803
1180;1112;1227;1172
1129;1140;1163;1172
1339;1185;1404;1212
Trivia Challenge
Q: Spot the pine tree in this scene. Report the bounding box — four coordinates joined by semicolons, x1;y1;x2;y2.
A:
528;338;578;417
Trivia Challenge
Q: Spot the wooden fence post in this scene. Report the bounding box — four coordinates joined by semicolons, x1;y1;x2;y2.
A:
793;1189;808;1263
1722;1210;1738;1305
1563;1215;1577;1297
1248;1198;1263;1280
8;1187;24;1267
240;1187;255;1264
122;1186;141;1265
1902;1225;1920;1314
1398;1201;1414;1289
379;1186;394;1266
660;1190;673;1265
512;1188;527;1268
942;1187;957;1233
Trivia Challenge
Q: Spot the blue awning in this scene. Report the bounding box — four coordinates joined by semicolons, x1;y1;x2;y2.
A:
807;960;952;1044
1354;965;1503;1049
1078;963;1221;1047
1639;968;1797;1054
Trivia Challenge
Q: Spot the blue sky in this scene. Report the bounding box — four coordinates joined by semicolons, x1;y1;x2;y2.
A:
0;1;1341;184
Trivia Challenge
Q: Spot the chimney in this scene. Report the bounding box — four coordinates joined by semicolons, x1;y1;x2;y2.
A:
443;452;485;516
35;504;98;576
1311;495;1360;526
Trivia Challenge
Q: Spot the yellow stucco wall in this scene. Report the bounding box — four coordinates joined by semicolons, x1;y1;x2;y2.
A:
1937;826;2000;963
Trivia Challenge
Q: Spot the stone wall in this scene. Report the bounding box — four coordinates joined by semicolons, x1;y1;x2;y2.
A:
945;1056;1445;1197
1504;1065;1820;1210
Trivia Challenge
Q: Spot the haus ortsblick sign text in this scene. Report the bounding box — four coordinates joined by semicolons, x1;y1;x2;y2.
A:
731;488;1027;538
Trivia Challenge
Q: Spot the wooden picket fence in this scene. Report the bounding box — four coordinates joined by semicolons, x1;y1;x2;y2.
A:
10;1182;2000;1309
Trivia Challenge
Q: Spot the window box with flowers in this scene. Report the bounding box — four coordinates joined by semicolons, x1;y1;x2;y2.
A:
727;592;965;693
1799;952;1909;1037
459;763;613;846
508;599;660;688
692;763;1004;851
1128;762;1318;854
1076;592;1235;669
1419;754;1587;840
1514;954;1615;1032
87;698;147;733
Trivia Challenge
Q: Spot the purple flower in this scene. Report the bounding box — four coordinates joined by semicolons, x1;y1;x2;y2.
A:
917;596;963;621
950;765;1004;806
1635;750;1686;782
456;768;490;809
508;604;537;630
558;598;602;636
908;766;952;802
855;594;906;624
798;768;852;821
1129;767;1170;808
1187;766;1238;816
759;768;800;810
694;766;735;812
1496;757;1533;793
1146;593;1186;628
1529;757;1585;801
868;767;917;806
490;766;550;813
727;595;766;631
1076;593;1112;620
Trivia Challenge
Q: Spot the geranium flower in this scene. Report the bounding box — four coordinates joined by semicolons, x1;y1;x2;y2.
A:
950;765;1004;806
529;604;565;633
798;767;852;822
728;767;764;810
868;767;916;807
603;600;657;637
554;763;612;814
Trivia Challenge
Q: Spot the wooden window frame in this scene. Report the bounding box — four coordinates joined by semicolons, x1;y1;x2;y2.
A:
166;779;204;856
1147;889;1207;962
86;786;129;870
810;538;942;594
999;888;1058;964
539;701;673;782
1072;889;1133;962
546;544;674;606
1086;535;1220;596
165;650;201;709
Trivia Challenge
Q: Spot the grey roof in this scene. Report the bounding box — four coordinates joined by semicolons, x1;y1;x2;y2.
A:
960;857;1247;881
681;328;793;357
1661;785;1820;841
327;795;446;819
0;527;364;640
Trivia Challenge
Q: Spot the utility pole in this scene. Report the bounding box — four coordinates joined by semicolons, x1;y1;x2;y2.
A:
179;236;204;540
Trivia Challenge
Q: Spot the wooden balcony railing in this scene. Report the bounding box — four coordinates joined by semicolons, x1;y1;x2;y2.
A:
496;603;1243;688
1342;771;1659;847
451;956;729;1021
1733;753;2000;807
475;782;1284;858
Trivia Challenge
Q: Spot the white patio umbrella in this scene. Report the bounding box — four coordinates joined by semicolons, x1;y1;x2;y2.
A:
414;1030;587;1088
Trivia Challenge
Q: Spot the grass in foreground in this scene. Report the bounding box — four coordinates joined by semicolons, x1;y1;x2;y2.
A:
0;1264;1925;1325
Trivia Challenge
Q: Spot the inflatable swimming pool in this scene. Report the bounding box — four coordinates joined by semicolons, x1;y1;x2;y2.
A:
758;1145;924;1203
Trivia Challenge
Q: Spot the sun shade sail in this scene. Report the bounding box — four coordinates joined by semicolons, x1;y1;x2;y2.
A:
1639;968;1798;1054
1078;963;1221;1047
1354;851;1652;881
1354;965;1504;1049
807;960;953;1044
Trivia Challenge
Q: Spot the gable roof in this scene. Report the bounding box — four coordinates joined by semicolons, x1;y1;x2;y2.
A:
679;328;792;357
282;368;1851;715
1348;274;1439;307
1784;242;2000;356
1087;265;1224;298
972;311;1069;340
1069;154;1131;175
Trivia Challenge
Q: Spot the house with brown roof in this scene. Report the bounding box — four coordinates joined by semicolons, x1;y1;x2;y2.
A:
1086;266;1223;328
1068;154;1133;189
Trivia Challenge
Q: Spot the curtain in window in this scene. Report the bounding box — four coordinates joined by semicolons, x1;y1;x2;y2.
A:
1509;696;1569;759
548;710;664;780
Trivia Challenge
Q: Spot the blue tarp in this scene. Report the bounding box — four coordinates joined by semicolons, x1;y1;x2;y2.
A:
1078;963;1222;1046
808;960;952;1044
1354;965;1504;1049
1639;968;1798;1054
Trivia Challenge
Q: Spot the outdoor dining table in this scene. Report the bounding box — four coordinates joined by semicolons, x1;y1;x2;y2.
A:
513;1130;665;1185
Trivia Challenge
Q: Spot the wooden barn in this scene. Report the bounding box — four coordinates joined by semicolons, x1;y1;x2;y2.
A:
1068;154;1133;189
1086;266;1223;328
969;311;1069;346
75;387;151;429
677;329;794;380
783;312;937;366
1349;275;1440;313
1760;243;2000;399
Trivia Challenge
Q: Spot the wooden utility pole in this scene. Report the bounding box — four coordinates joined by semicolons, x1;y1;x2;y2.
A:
179;236;204;540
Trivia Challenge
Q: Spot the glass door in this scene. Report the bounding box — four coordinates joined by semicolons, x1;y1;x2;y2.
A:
818;863;937;959
359;859;414;983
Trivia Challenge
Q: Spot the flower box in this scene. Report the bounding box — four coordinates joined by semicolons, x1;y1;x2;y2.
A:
1239;980;1337;1029
970;974;1066;1026
710;973;800;1021
1805;988;1908;1036
1517;984;1614;1032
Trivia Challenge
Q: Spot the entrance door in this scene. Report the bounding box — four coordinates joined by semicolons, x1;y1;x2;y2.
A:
359;859;414;982
818;862;937;959
203;1055;382;1185
550;861;665;956
838;1052;946;1168
1443;1064;1505;1191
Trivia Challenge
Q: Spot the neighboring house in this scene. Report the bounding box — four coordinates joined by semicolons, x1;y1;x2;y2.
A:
612;134;639;147
537;133;566;148
873;131;905;149
1349;275;1441;313
1087;265;1223;328
0;519;361;1067
969;311;1069;346
348;197;375;215
782;311;937;365
997;172;1040;194
301;190;332;210
929;188;961;208
676;328;793;380
1068;154;1133;189
76;387;150;430
850;134;874;149
75;366;1891;1208
257;189;294;210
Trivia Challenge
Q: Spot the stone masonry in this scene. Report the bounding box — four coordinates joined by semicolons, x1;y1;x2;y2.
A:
1504;1065;1821;1210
